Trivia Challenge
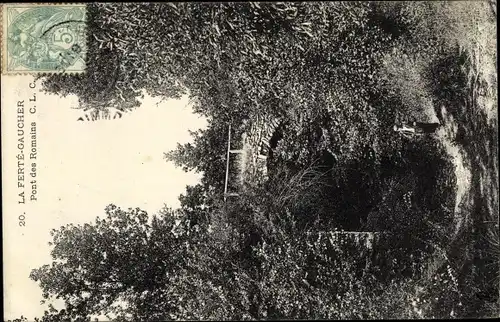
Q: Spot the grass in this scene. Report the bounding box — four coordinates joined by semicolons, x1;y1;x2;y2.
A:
195;1;499;318
322;1;498;318
192;2;496;318
398;2;498;317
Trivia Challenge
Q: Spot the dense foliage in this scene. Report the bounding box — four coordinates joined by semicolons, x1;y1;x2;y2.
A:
26;2;498;321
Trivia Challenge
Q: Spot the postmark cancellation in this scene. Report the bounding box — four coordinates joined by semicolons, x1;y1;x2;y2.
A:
2;3;87;74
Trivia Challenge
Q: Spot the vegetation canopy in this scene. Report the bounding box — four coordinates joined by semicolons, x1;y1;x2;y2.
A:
14;2;498;321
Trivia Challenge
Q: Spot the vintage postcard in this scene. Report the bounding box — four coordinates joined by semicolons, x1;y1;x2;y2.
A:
2;2;498;321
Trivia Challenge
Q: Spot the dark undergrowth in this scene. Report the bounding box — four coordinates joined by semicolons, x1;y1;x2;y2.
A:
429;48;499;318
24;2;497;321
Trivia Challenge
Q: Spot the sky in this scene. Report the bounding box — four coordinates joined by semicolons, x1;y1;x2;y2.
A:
2;75;207;320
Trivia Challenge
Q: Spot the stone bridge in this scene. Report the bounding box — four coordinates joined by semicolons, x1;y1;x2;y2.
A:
224;114;282;199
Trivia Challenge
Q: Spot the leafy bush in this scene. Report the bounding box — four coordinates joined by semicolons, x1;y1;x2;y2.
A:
26;2;497;320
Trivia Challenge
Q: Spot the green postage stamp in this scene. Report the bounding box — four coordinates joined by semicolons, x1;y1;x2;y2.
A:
2;4;87;74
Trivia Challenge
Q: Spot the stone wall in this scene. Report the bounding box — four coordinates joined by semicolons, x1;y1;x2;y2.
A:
230;115;282;188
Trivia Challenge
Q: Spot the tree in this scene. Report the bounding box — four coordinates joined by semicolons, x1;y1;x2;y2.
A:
28;2;479;320
29;204;212;321
177;183;216;229
164;114;247;196
37;2;410;178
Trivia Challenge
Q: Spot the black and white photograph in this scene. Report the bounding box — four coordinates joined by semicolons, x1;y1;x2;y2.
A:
1;2;498;321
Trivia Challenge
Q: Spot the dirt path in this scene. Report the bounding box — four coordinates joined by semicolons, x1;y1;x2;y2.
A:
434;107;473;234
426;0;498;237
428;70;497;238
